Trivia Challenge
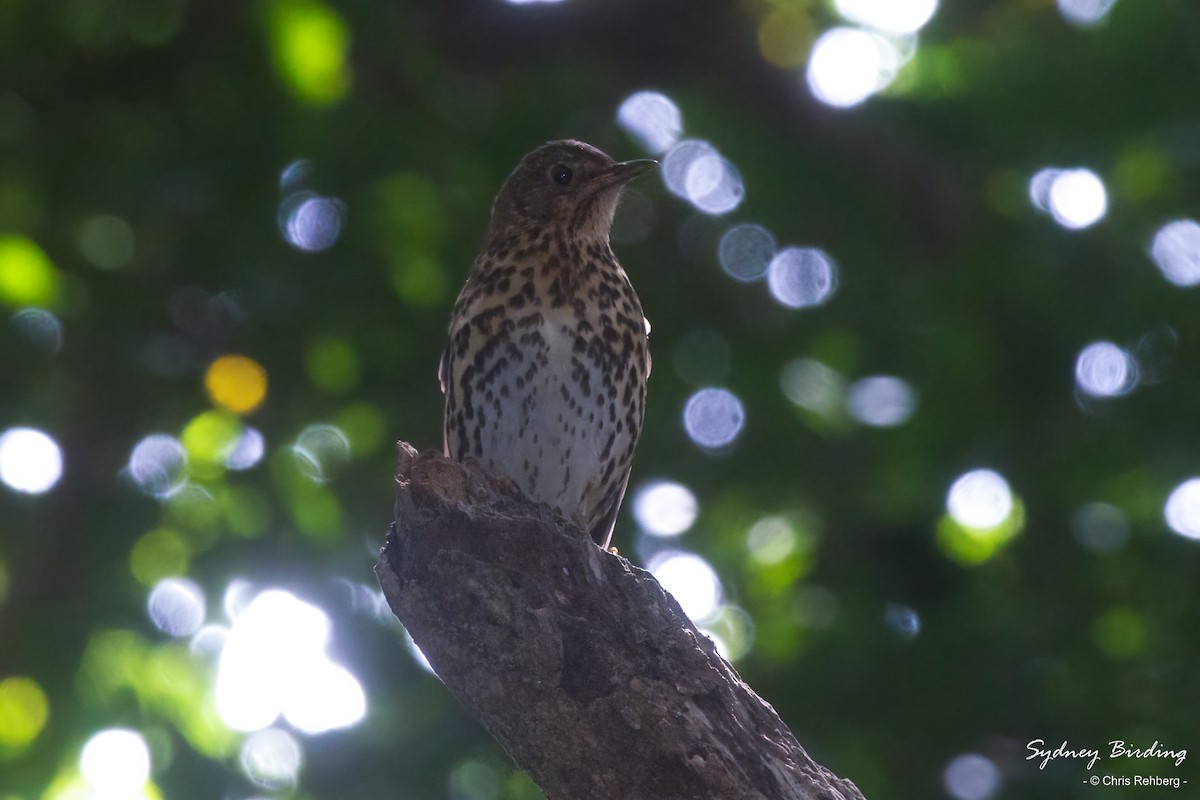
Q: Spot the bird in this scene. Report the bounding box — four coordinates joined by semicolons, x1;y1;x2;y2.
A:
439;139;655;550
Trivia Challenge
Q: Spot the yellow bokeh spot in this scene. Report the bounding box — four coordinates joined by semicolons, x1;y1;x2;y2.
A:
0;676;49;748
181;410;242;476
936;500;1025;567
204;355;268;414
0;235;61;309
307;338;359;394
757;7;814;69
268;0;352;105
130;528;190;586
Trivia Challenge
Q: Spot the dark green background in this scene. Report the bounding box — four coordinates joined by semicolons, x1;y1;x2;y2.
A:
2;1;1198;798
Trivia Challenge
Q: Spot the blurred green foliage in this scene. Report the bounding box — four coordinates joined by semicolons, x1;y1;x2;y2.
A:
2;1;1200;798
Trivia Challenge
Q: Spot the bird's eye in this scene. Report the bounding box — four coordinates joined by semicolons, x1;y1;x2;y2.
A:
551;164;573;187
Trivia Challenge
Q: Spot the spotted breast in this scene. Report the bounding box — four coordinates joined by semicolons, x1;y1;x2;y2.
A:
440;140;654;549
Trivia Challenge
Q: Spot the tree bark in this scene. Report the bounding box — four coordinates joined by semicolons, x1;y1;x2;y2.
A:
375;442;867;800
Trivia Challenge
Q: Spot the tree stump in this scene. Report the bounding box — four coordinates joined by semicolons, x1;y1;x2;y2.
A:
375;442;866;800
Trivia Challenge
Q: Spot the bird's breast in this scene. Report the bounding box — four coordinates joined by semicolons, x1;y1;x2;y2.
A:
445;273;648;526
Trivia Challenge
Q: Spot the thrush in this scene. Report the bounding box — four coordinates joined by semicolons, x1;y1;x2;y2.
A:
440;140;655;550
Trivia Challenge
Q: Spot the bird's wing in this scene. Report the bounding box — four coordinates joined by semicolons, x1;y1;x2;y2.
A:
644;315;652;378
437;339;450;396
438;339;451;457
589;470;632;551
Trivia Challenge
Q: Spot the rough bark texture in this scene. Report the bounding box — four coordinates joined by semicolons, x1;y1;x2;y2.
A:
376;442;866;800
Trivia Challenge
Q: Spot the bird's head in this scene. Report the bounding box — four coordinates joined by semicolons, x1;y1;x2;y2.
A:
487;140;656;243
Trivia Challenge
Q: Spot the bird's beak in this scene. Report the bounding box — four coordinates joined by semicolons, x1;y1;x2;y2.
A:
605;158;658;185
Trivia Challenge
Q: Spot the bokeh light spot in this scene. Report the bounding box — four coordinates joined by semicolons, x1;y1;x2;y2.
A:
284;661;366;734
947;469;1012;530
79;213;135;269
1092;606;1146;659
884;603;922;640
1027;168;1057;211
291;423;351;483
280;158;313;191
718;223;775;283
190;624;229;660
847;375;917;427
943;752;1001;800
128;434;188;499
662;140;745;215
758;7;815;69
1031;168;1107;229
672;328;732;386
281;193;344;252
746;516;798;566
767;247;837;309
0;235;61;309
663;140;714;199
1050;168;1107;229
1071;502;1129;552
268;0;352;105
80;728;151;796
181;410;243;476
0;427;63;494
617;91;682;154
148;577;206;638
450;759;500;800
939;469;1024;566
0;676;49;748
632;481;698;537
226;426;266;471
307;338;359;394
700;604;756;662
683;387;746;449
335;402;387;457
130;527;190;586
806;27;899;108
1149;219;1200;287
780;358;846;420
684;153;744;215
216;588;366;733
240;727;303;789
647;551;723;623
1164;478;1200;540
1057;0;1118;27
205;355;268;414
835;0;938;35
10;307;63;353
1074;341;1137;398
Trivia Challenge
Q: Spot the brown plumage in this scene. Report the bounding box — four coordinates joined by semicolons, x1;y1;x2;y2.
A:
440;140;655;549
